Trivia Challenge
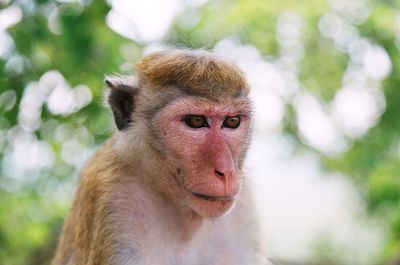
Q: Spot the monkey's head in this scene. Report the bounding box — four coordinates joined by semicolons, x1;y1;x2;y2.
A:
106;50;252;219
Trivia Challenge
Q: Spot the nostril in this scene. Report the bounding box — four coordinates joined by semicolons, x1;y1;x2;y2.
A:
215;170;224;177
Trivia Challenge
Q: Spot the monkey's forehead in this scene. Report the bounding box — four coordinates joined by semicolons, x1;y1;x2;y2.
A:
162;96;253;115
135;49;250;98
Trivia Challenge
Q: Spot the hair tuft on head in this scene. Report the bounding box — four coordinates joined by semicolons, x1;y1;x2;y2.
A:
135;49;249;99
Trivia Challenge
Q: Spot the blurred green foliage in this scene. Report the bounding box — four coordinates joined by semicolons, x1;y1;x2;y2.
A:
0;0;399;264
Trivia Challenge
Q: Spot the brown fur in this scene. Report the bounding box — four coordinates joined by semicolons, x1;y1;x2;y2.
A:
52;137;265;264
52;138;128;265
52;49;266;265
136;50;249;99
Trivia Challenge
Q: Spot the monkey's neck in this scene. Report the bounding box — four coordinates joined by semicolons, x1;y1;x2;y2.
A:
175;208;204;243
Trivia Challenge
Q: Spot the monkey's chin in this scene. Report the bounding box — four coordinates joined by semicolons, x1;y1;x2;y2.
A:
189;193;235;218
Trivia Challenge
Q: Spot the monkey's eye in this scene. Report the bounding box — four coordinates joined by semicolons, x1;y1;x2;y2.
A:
183;115;209;129
222;116;241;129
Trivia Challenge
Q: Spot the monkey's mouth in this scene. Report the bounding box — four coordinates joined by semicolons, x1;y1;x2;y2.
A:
192;192;234;202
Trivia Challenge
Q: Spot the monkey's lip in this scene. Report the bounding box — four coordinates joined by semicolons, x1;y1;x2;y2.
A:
191;192;234;202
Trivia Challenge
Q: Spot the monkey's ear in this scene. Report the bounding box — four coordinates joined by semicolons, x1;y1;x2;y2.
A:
105;76;139;131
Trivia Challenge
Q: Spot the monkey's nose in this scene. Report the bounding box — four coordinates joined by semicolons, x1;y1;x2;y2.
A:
215;169;225;178
215;168;236;179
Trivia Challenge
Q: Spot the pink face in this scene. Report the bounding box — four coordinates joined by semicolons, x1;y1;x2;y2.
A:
155;97;252;218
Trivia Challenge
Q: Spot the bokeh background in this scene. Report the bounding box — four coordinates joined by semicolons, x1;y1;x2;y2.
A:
0;0;399;264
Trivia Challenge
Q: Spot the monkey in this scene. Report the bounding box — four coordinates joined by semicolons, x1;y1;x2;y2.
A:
52;49;266;265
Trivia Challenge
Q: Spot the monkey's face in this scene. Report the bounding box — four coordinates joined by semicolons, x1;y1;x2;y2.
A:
154;97;252;218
